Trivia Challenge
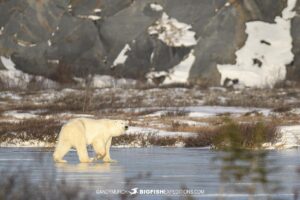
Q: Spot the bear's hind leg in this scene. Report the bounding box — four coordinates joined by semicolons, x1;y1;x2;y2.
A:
75;140;92;163
92;139;106;160
53;142;71;163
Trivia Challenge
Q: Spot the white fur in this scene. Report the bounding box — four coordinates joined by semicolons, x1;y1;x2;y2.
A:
53;118;128;163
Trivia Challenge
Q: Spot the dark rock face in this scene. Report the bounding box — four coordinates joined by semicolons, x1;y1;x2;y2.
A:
253;0;287;22
189;5;240;85
0;0;294;85
289;0;300;81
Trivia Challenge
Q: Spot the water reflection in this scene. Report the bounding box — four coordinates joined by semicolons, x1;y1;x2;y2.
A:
55;162;124;190
294;167;300;200
55;163;112;173
214;150;282;199
211;119;282;199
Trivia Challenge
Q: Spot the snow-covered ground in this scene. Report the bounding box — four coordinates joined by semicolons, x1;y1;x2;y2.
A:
217;0;297;88
145;106;270;118
73;75;137;88
0;139;54;148
2;110;39;119
0;101;293;149
0;87;299;149
126;126;196;137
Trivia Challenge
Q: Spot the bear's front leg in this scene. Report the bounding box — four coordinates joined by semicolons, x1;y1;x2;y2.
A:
92;139;106;161
102;138;117;163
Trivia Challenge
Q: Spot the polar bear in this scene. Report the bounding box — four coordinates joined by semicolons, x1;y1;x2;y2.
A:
53;118;128;163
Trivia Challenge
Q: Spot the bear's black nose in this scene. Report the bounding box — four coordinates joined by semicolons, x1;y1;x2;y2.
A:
125;126;128;130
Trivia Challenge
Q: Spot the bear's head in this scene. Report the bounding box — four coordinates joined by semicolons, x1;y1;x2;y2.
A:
111;120;129;136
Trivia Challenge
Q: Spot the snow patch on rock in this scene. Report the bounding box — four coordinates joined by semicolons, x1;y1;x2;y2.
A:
1;56;16;70
146;50;195;84
0;56;58;89
217;0;297;88
0;27;4;35
112;44;131;67
150;3;163;11
148;13;197;47
163;50;195;84
94;8;102;13
77;15;101;21
47;59;59;64
16;39;37;47
47;39;52;46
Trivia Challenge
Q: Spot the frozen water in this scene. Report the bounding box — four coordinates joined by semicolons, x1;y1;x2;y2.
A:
0;148;299;199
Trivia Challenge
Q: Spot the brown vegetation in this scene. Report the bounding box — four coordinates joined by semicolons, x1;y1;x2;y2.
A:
0;118;61;144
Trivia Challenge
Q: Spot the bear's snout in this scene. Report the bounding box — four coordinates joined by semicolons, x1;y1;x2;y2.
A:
125;125;129;130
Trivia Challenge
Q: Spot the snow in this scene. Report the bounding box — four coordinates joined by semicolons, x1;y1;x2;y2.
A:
291;108;300;115
74;75;136;88
187;106;270;117
1;56;16;70
150;52;154;63
77;15;101;21
148;13;197;47
126;126;197;137
0;92;22;100
144;110;175;117
173;120;209;126
150;3;163;11
217;0;296;88
3;111;38;119
91;75;116;88
0;139;54;147
143;106;270;118
68;4;72;12
146;50;195;84
146;71;168;83
94;8;102;13
225;2;231;7
0;56;58;89
0;57;31;87
49;113;94;120
91;75;136;88
17;39;37;47
47;59;59;64
112;44;131;67
47;39;52;46
271;125;300;149
282;0;297;19
163;50;195;84
0;26;4;35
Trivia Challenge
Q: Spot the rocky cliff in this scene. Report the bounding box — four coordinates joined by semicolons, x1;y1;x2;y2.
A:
0;0;298;87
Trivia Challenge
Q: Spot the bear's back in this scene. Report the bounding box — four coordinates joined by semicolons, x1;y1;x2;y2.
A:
78;118;111;144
